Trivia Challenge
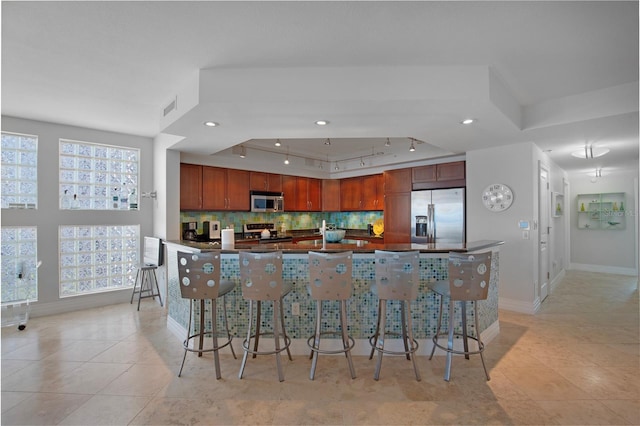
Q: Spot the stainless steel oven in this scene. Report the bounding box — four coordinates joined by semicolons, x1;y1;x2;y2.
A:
250;191;284;212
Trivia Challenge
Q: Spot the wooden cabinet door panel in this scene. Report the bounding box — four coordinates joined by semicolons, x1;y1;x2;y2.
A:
266;173;282;192
202;166;227;210
437;161;465;181
250;172;267;191
412;165;437;183
362;175;383;210
282;175;298;211
307;178;322;211
340;177;362;211
384;169;412;193
383;192;411;243
226;169;250;210
180;163;203;210
322;179;340;211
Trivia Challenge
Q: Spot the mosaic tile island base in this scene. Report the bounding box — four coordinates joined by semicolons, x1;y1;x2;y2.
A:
164;240;502;356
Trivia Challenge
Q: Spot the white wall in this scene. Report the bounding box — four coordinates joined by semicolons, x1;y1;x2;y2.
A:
569;170;638;275
1;116;154;317
466;142;540;313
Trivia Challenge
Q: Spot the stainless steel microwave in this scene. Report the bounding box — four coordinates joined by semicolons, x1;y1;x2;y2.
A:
250;191;284;212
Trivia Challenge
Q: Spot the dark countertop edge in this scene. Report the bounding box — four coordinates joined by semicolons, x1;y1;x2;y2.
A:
165;239;504;254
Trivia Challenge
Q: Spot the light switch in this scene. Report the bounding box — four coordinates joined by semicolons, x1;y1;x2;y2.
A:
522;230;530;239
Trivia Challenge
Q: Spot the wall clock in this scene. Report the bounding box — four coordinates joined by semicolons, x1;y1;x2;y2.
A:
482;183;514;212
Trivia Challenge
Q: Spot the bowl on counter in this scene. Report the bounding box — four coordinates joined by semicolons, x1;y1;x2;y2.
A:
323;229;346;242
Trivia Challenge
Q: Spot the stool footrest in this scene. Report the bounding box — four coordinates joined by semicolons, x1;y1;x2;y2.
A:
183;332;233;354
432;332;485;356
369;332;420;356
307;332;355;355
242;332;291;356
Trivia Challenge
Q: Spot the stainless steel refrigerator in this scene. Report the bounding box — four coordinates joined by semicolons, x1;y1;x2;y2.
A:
411;188;465;244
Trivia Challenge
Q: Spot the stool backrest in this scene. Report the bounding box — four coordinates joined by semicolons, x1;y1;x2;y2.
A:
448;251;492;301
239;251;284;301
308;251;353;300
177;251;221;300
374;250;420;301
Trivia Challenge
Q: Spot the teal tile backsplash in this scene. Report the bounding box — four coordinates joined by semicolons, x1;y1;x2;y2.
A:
180;211;383;234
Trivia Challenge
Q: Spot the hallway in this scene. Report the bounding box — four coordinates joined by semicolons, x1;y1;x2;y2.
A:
2;270;638;425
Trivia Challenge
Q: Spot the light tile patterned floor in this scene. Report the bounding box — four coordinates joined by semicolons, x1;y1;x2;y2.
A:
1;270;638;425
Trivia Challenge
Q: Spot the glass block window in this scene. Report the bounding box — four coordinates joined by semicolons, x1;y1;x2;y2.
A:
1;132;38;209
59;139;139;210
59;225;139;297
1;226;38;303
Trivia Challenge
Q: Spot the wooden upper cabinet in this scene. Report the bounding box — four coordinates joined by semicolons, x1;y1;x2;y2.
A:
340;177;362;211
322;179;340;211
202;166;227;210
436;161;465;181
282;176;321;211
250;172;282;192
362;174;384;210
384;168;412;193
341;174;384;211
412;161;466;190
180;163;203;210
412;165;437;183
180;164;249;211
226;169;250;210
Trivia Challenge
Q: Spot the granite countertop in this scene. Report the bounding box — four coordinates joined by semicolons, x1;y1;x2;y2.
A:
166;239;504;254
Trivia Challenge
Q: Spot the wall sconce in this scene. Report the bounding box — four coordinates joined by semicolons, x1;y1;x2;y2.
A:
141;191;157;199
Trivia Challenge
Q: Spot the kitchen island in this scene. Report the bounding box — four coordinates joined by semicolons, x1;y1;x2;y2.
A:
164;239;503;355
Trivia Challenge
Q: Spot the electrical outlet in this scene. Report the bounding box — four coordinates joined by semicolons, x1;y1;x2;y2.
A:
292;302;300;316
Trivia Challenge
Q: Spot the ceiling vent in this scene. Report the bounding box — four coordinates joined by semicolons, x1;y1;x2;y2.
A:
163;97;177;117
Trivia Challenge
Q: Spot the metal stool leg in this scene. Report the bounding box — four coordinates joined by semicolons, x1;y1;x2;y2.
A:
444;298;456;381
400;301;410;360
373;299;387;381
461;301;469;360
222;294;236;359
404;300;421;381
273;299;284;382
252;301;261;359
369;300;382;360
211;298;221;379
310;300;322;380
178;300;194;377
131;268;141;304
341;300;356;379
429;293;444;359
279;297;292;361
239;300;254;379
150;268;163;307
475;303;490;381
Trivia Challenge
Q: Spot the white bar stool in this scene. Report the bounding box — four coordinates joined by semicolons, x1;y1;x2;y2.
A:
428;251;493;381
369;250;421;381
307;251;356;380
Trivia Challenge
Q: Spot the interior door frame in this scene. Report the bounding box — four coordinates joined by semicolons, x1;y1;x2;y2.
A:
538;162;550;303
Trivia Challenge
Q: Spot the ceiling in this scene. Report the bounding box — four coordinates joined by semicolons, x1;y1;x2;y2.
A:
2;1;638;178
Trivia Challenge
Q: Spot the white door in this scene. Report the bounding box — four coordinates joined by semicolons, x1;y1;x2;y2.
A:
539;163;550;302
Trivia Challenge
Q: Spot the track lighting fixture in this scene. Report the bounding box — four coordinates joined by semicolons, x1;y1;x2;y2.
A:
239;145;246;158
275;139;281;147
325;138;331;146
409;138;416;152
385;137;391;147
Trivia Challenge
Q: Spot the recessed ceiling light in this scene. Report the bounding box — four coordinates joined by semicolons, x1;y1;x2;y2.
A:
460;119;475;125
315;120;329;126
204;121;218;127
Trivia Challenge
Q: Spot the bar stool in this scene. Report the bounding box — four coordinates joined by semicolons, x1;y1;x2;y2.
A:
369;250;421;381
130;237;163;311
238;250;292;382
428;251;492;381
177;251;236;379
307;251;356;380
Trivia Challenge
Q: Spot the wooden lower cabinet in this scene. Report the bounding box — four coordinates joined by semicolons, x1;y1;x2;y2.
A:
383;192;411;244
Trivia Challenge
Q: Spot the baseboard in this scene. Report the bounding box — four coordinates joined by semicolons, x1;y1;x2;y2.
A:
550;269;566;294
499;297;538;315
27;289;132;318
570;263;637;276
165;317;501;357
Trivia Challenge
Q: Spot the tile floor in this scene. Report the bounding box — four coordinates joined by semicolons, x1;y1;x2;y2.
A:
1;270;638;425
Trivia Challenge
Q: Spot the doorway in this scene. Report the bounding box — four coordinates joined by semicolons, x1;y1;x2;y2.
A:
538;163;550;303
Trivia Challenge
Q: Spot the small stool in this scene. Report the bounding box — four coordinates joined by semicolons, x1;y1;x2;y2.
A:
369;250;421;381
238;250;292;382
428;251;492;381
177;251;236;379
130;264;163;311
307;251;356;380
